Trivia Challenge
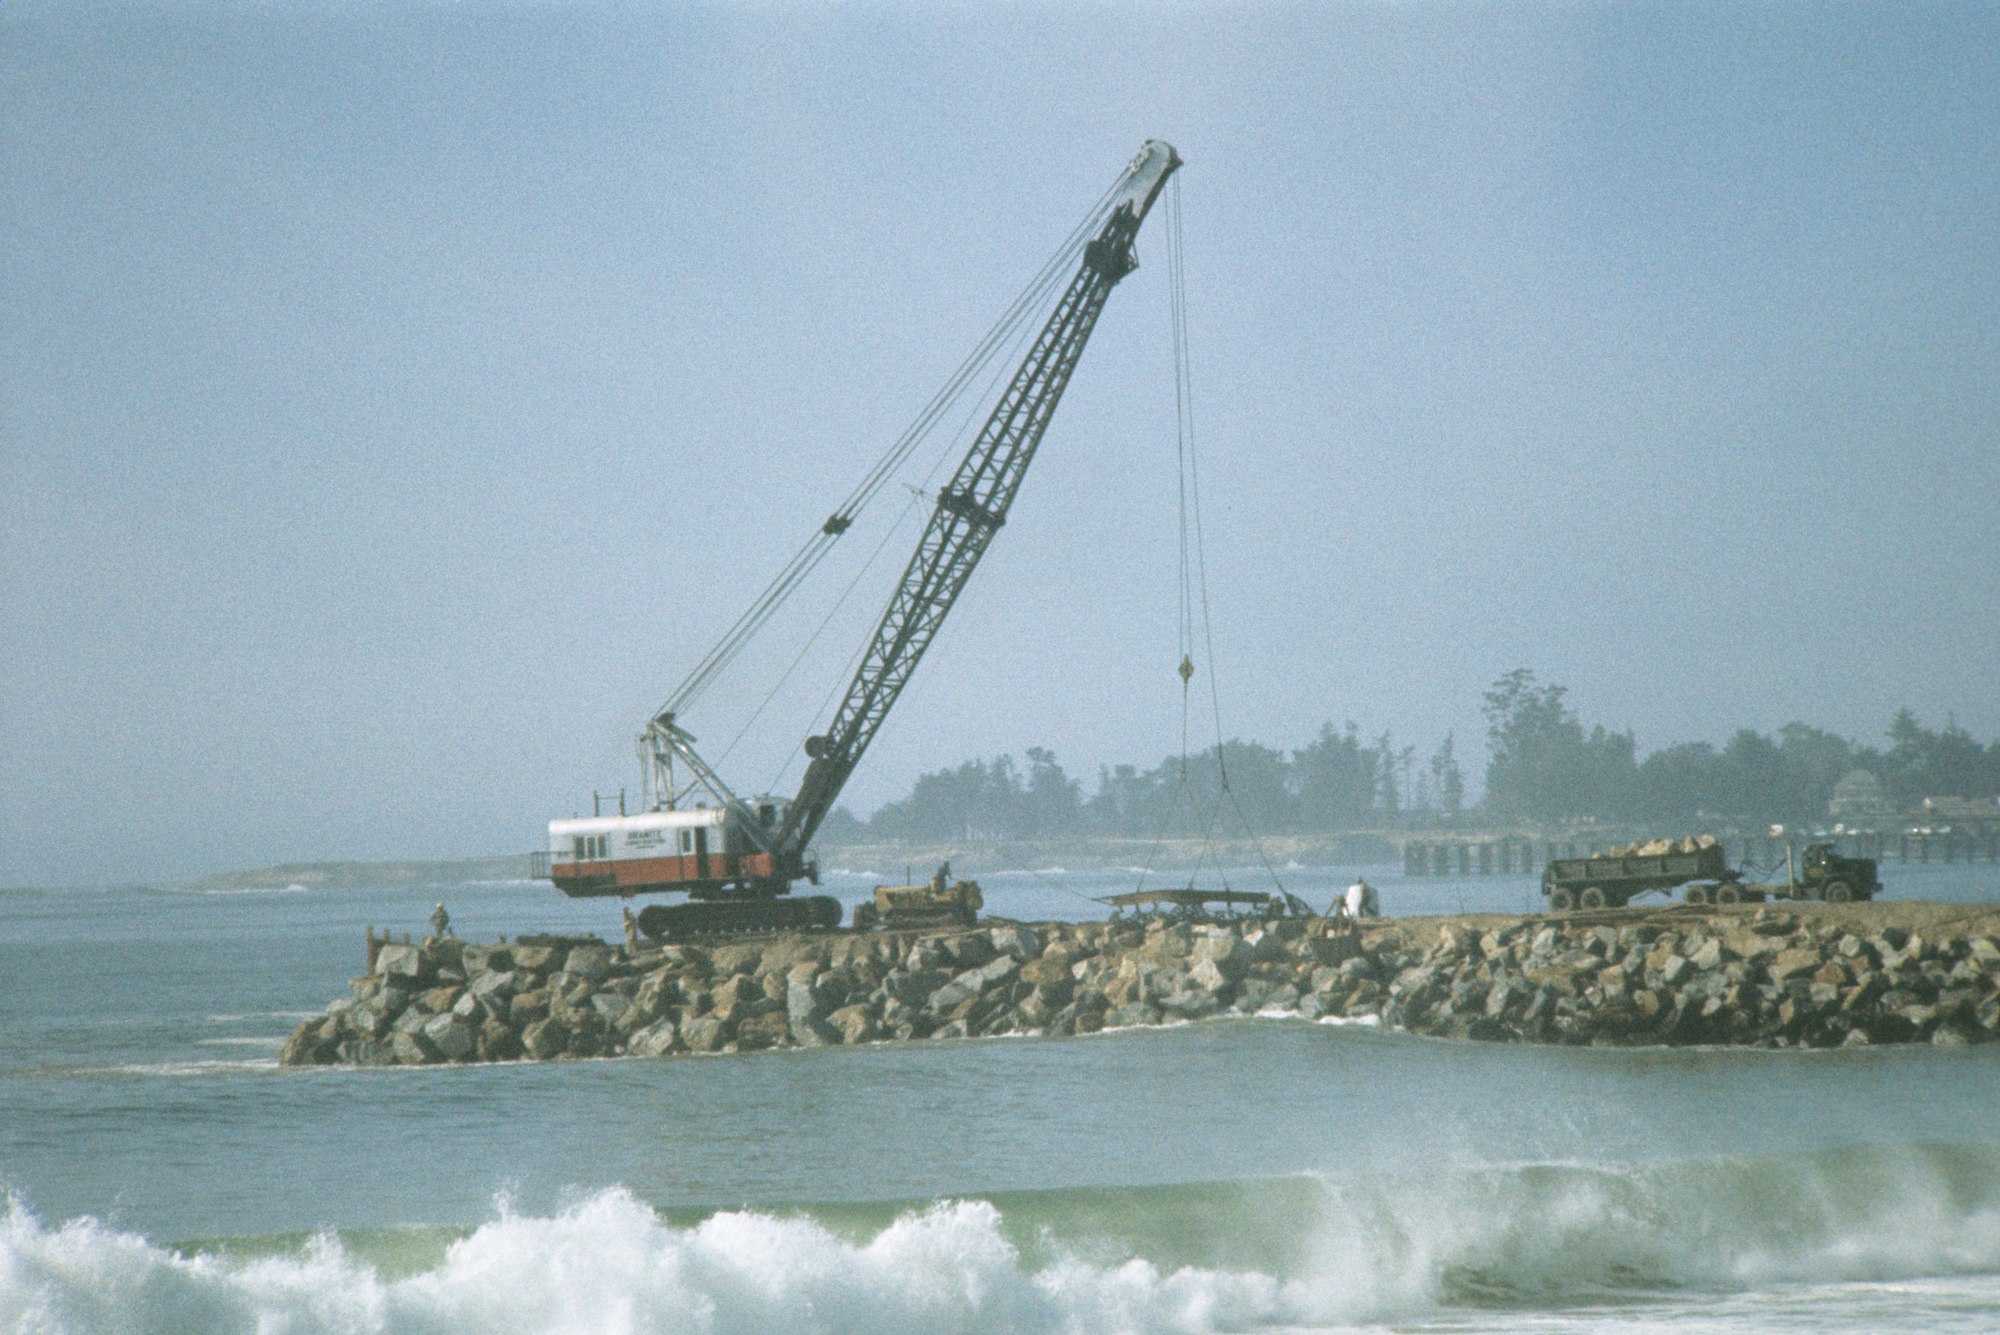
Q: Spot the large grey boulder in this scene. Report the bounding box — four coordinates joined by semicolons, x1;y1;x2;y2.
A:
1237;928;1284;965
632;971;678;1020
942;933;996;970
710;973;761;1010
468;969;518;1002
587;993;630;1030
511;943;567;973
786;977;840;1045
990;926;1042;961
521;1017;568;1060
336;1037;394;1066
278;1025;332;1066
461;944;513;975
374;942;431;985
476;1019;523;1061
1106;1002;1163;1028
389;1031;436;1065
791;1014;839;1047
971;956;1019;992
828;1004;878;1045
1016;988;1061;1027
1188;958;1234;997
786;977;823;1024
627;1019;679;1058
661;943;712;974
508;989;551;1027
422;1013;477;1061
1189;932;1248;981
925;979;979;1013
1259;982;1302;1012
1160;988;1222;1020
347;1002;391;1038
563;945;614;984
680;1015;729;1053
736;1010;791;1050
885;969;950;1007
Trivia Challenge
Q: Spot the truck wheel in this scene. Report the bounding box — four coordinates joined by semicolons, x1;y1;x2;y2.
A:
1716;885;1741;905
1549;888;1575;911
1579;887;1607;910
1684;884;1709;906
1824;880;1854;903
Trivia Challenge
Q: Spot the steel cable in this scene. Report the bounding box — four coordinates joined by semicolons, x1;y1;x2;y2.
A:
657;179;1125;721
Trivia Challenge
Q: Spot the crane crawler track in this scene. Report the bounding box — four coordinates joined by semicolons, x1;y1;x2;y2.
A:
635;894;843;942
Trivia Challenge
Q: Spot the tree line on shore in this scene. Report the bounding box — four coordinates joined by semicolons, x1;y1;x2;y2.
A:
815;670;2000;844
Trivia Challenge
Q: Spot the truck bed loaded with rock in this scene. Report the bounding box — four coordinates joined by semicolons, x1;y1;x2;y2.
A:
1542;837;1880;910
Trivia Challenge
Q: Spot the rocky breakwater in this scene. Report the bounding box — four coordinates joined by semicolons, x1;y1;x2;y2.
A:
1379;904;2000;1048
280;903;2000;1067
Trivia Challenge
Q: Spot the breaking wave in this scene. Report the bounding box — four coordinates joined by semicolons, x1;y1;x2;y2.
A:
6;1141;2000;1334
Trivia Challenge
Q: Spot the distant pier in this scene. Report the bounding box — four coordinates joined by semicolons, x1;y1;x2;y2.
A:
1402;830;2000;876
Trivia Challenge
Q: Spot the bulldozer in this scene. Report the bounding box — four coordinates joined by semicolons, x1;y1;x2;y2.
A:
851;869;983;931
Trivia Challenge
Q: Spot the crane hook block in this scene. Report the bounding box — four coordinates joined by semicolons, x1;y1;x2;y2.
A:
1179;655;1195;684
821;514;852;536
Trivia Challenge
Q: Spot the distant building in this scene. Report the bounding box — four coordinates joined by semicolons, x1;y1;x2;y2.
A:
1828;769;1894;825
1919;796;2000;833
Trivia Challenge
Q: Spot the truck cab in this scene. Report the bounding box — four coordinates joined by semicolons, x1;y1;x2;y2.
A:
1797;842;1880;902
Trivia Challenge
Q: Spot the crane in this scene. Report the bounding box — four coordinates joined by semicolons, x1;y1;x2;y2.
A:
540;140;1182;939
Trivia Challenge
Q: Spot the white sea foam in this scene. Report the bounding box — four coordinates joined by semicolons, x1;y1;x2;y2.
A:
6;1144;2000;1334
97;1059;279;1077
3;1191;1299;1335
205;1011;319;1024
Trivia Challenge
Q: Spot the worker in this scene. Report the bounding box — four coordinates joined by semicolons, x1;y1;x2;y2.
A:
1342;879;1379;921
429;902;454;938
931;859;952;894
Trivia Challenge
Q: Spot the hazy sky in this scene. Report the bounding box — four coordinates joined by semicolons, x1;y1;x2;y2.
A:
4;3;1996;885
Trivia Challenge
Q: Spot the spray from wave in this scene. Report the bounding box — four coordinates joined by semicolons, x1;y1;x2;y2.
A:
6;1142;1999;1334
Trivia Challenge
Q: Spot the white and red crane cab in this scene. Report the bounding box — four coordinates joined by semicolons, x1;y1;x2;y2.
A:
542;799;788;899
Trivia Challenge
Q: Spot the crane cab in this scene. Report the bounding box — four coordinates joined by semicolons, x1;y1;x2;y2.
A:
540;800;790;899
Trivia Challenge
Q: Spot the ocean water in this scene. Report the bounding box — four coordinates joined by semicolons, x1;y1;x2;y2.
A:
3;861;1998;1333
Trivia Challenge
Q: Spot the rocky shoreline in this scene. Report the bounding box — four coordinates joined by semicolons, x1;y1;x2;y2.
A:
281;903;2000;1067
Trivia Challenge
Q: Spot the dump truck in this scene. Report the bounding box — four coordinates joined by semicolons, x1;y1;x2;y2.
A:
1542;839;1736;910
1542;837;1881;910
850;876;983;931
